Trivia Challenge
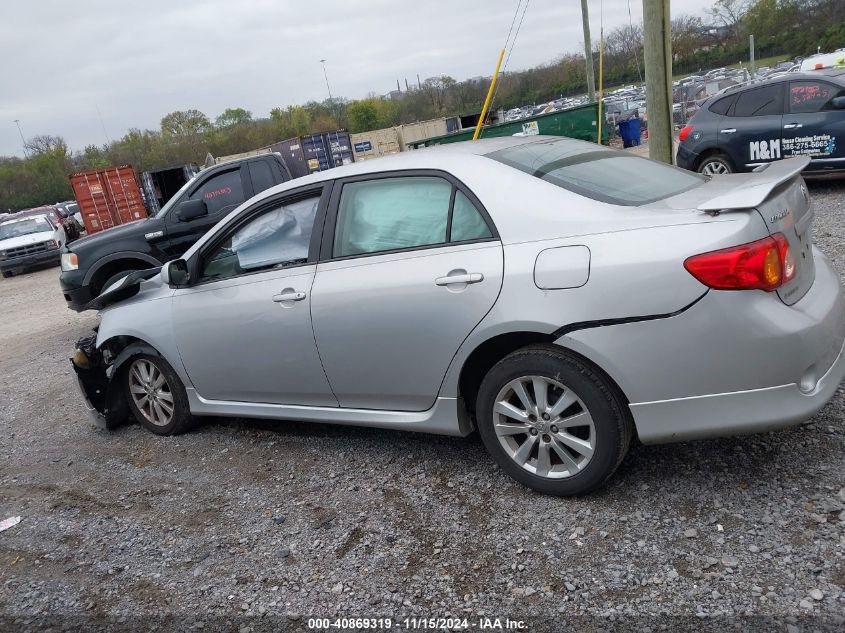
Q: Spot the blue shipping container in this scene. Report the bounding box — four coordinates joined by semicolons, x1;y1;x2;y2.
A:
270;130;354;179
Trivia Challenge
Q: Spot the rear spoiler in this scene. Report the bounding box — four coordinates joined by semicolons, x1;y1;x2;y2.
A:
697;156;810;211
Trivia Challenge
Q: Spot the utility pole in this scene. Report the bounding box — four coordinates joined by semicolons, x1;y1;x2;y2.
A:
13;119;27;157
580;0;596;102
642;0;673;164
749;34;756;79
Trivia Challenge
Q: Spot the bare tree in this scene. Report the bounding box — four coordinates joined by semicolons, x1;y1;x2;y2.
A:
707;0;749;38
24;135;68;156
671;15;709;59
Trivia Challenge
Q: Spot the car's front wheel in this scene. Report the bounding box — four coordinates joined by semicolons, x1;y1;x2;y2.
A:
697;153;734;175
125;354;193;435
476;346;632;496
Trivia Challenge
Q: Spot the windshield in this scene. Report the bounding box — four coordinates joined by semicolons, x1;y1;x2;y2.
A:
0;217;52;240
155;174;199;218
487;139;704;206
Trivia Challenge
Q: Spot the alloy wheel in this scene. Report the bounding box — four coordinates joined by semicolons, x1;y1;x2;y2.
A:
128;358;174;427
699;160;730;175
493;375;595;479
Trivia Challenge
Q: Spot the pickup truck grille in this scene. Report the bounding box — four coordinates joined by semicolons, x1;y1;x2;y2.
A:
5;241;54;259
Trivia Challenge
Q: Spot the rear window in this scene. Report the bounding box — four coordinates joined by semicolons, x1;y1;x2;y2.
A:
487;140;704;206
732;84;783;117
709;93;737;115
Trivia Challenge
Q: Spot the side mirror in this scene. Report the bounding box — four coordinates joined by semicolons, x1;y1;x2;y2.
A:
162;259;190;287
831;96;845;110
176;199;208;222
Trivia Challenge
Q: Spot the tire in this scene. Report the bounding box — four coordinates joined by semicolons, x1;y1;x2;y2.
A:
476;345;632;496
2;271;12;278
99;269;139;295
124;353;193;435
697;153;734;175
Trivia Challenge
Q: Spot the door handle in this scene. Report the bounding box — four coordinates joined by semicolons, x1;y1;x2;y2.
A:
719;128;736;134
435;273;484;286
272;291;306;302
783;123;803;129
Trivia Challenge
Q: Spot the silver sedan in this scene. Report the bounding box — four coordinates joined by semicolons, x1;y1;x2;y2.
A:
72;137;845;495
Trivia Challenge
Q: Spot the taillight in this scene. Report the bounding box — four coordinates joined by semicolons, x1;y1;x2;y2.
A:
684;233;795;291
678;125;694;142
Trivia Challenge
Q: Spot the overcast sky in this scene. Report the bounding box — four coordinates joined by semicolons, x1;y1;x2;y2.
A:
1;0;707;157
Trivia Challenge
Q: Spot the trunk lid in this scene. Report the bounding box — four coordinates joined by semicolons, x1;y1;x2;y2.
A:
695;157;815;305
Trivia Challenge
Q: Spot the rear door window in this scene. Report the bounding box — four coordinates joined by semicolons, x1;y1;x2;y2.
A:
487;140;703;206
450;191;492;242
789;80;845;113
331;175;496;258
249;160;276;194
731;84;784;117
333;177;451;257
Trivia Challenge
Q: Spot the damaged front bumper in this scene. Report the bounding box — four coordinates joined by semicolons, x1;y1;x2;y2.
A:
71;333;128;429
74;371;108;428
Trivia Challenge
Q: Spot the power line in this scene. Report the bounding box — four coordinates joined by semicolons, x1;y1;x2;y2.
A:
503;0;531;74
481;0;531;138
503;0;523;54
627;0;644;83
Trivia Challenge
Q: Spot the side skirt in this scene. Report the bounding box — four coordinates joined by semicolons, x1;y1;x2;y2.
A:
185;390;474;437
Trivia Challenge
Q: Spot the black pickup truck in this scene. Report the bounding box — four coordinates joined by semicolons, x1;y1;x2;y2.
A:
59;153;292;310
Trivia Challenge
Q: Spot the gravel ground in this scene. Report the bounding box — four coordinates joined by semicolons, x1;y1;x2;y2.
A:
1;182;845;632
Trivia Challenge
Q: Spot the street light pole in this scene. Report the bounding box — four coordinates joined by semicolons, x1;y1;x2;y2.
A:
320;59;338;126
320;59;334;102
13;119;27;157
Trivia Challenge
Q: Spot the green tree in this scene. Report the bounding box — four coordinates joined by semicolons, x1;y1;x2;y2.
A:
160;109;211;137
83;144;110;169
289;106;312;136
346;99;380;132
215;107;253;128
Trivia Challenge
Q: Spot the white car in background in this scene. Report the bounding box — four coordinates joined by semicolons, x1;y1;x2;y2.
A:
0;215;66;278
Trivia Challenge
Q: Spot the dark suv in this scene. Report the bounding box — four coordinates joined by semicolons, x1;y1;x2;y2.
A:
676;68;845;175
60;154;291;310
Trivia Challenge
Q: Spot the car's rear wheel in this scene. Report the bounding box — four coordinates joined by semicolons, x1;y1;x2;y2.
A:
125;354;193;435
2;271;12;278
476;346;632;496
697;154;734;175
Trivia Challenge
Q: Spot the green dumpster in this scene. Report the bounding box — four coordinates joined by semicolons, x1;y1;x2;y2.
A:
406;102;608;149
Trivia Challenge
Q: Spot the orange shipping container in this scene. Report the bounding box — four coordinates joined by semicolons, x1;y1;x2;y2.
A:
69;165;147;235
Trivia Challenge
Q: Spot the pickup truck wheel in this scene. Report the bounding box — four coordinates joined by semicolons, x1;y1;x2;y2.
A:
2;271;12;278
125;354;193;436
100;269;139;294
476;345;633;496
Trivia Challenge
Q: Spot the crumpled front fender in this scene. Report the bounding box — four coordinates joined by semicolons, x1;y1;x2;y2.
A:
72;334;159;429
